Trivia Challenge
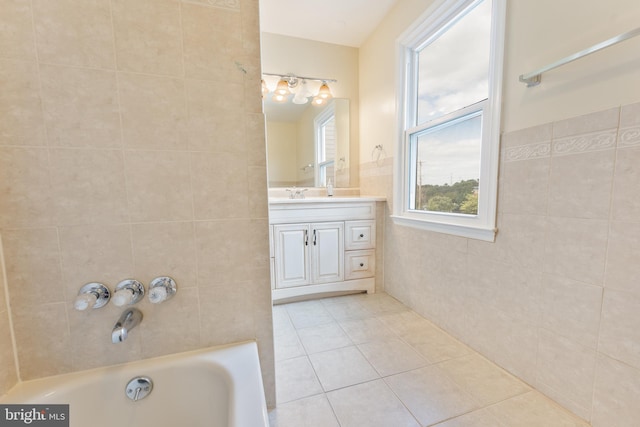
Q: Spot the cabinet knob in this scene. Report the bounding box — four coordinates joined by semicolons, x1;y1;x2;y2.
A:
359;234;364;238
359;263;364;267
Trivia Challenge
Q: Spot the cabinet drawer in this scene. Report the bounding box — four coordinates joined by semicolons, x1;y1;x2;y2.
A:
345;220;376;250
345;250;375;280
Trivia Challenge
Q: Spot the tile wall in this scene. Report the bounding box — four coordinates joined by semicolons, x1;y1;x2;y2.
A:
0;237;17;395
361;102;640;426
0;0;274;406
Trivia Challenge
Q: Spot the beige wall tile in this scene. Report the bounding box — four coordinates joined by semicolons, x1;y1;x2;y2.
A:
548;149;615;220
111;0;183;76
33;0;115;69
598;289;640;370
198;283;257;345
540;274;603;349
181;2;243;82
40;65;121;148
50;149;129;226
246;113;267;167
544;217;608;286
611;146;640;222
501;123;552;149
592;354;640;427
124;150;193;222
500;157;550;215
118;72;187;150
185;79;246;152
67;302;142;371
58;224;134;295
0;308;17;395
12;302;72;379
2;228;64;307
605;220;640;297
131;221;197;288
140;287;201;358
618;101;640;148
190;152;249;219
552;107;620;139
0;59;45;146
0;0;36;60
536;329;597;415
195;219;269;285
0;147;53;228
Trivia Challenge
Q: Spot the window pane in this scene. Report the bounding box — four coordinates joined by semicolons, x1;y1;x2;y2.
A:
411;113;481;215
320;117;336;162
416;0;491;124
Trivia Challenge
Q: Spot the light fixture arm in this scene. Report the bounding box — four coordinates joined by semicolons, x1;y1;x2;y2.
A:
263;72;337;86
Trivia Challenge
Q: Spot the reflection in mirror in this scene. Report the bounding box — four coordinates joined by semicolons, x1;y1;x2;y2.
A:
265;98;349;188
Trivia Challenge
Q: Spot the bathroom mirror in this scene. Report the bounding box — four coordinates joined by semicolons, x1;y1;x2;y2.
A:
265;97;350;188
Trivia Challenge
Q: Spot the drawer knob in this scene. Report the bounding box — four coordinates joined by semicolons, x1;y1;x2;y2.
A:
359;234;364;238
359;262;364;267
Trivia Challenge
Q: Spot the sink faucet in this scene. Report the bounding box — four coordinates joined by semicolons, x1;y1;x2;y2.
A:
112;308;143;343
286;188;308;199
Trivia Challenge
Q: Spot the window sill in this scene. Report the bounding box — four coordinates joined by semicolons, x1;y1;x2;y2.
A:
390;214;497;242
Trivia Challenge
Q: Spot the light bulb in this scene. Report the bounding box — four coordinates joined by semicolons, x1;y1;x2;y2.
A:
274;79;290;96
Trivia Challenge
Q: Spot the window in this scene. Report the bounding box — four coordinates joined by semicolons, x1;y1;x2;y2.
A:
393;0;505;241
315;105;336;187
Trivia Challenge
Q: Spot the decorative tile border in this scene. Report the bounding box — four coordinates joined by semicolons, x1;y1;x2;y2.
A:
181;0;240;11
552;129;617;156
618;126;640;148
504;142;551;162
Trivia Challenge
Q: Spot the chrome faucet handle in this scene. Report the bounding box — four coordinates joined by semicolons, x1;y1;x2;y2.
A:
74;282;110;311
298;188;308;199
285;188;295;199
148;276;177;304
112;279;145;307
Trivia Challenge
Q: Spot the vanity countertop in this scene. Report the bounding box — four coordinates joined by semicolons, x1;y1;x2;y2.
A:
269;196;386;204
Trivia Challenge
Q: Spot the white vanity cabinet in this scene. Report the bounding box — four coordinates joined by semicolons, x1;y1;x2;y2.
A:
269;198;381;302
273;222;344;288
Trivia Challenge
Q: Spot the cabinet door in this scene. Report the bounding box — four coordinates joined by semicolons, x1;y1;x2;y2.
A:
310;222;344;284
273;224;310;288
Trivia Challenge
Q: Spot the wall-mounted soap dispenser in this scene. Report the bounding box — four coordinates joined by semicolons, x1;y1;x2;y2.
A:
112;279;145;307
148;276;177;304
74;282;111;311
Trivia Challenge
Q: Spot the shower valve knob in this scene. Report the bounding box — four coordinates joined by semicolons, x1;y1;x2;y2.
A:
74;282;110;311
112;279;145;307
148;276;177;304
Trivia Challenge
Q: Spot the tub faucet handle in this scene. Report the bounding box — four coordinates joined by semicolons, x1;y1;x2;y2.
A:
74;282;110;311
112;279;145;307
148;276;177;304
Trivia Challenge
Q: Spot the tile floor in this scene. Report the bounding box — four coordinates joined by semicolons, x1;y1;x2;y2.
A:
268;292;590;427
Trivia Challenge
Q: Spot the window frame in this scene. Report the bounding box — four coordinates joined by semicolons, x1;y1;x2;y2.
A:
314;104;337;187
392;0;506;242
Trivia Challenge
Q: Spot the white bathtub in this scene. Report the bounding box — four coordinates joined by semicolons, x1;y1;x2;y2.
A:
0;341;269;427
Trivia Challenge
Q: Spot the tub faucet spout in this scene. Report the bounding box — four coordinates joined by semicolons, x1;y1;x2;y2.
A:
112;308;143;343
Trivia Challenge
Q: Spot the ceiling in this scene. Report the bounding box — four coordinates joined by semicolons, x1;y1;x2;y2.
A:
258;0;398;47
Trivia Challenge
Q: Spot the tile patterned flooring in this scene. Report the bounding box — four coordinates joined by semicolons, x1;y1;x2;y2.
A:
269;292;590;427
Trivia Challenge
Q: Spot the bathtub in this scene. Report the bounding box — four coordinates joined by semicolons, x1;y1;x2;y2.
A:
0;341;269;427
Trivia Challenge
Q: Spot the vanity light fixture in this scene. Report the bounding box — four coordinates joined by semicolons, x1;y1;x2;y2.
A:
263;72;337;105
